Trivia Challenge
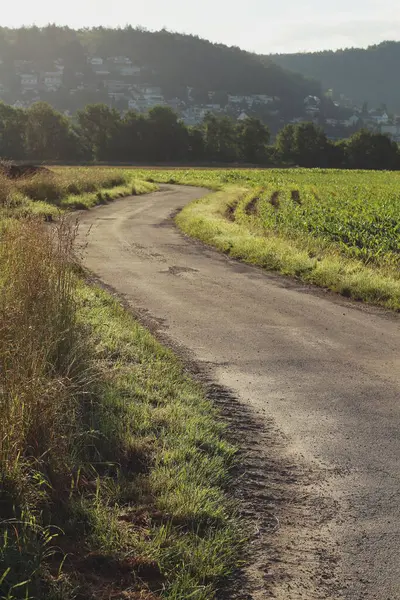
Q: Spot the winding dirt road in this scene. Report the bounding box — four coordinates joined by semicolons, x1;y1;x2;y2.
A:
79;185;400;600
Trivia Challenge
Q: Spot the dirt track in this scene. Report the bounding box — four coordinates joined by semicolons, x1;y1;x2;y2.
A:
78;185;400;600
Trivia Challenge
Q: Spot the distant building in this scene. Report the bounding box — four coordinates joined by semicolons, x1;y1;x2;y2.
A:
20;74;39;91
103;80;131;93
237;111;249;121
182;105;208;125
108;56;132;65
369;112;390;125
116;65;141;77
88;57;104;66
43;72;63;91
343;114;360;127
381;123;400;140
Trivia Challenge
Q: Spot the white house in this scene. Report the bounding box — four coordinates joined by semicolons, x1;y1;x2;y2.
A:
228;94;245;104
253;94;274;104
344;114;360;127
304;95;321;105
381;124;400;140
370;112;390;125
182;106;208;125
109;56;132;65
237;111;249;121
43;72;63;90
88;57;104;66
103;80;131;92
20;74;39;90
117;65;141;76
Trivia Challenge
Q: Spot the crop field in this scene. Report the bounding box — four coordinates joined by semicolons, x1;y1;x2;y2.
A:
137;168;400;269
135;168;400;308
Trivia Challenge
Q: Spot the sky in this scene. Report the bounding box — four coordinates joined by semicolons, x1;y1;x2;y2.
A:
3;0;400;54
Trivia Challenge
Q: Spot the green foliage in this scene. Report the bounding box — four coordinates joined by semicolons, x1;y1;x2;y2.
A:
0;25;319;103
0;209;240;598
344;129;400;170
0;97;399;169
237;117;270;163
0;166;156;219
25;102;76;160
135;167;400;308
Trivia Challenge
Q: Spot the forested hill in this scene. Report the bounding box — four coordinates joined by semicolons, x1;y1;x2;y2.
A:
269;41;400;112
0;26;319;105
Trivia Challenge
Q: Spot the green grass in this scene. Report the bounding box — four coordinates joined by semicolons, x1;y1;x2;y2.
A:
133;168;400;310
72;285;241;599
1;168;240;598
0;167;157;219
0;220;241;599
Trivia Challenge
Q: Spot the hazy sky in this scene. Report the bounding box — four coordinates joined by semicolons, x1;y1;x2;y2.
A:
4;0;400;54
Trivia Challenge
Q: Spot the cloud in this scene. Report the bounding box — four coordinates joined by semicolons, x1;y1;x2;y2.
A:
262;15;400;53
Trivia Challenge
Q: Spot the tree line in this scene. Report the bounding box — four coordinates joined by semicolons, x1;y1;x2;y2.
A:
1;100;399;170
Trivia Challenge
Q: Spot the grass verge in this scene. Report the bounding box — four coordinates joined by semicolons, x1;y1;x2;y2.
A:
0;166;157;220
175;186;400;310
0;217;240;600
133;169;400;311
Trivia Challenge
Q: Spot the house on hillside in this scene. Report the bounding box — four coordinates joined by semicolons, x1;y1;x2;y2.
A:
304;95;321;115
369;111;390;125
344;114;360;127
135;84;165;107
108;56;133;66
381;123;400;141
253;94;274;104
88;57;104;66
237;111;249;121
43;72;63;91
103;80;131;93
117;64;141;77
182;106;208;125
20;74;39;92
228;94;245;104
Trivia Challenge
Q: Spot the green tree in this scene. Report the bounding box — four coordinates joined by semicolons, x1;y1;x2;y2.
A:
120;110;149;162
146;106;188;162
292;122;329;167
76;104;121;161
237;117;270;163
202;114;238;162
345;129;400;170
275;123;295;162
25;102;74;160
0;103;27;160
188;126;205;162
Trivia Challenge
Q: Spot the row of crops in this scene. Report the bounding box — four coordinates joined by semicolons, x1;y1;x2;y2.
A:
137;168;400;268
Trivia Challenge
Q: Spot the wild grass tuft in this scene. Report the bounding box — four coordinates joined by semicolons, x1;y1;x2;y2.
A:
0;202;240;598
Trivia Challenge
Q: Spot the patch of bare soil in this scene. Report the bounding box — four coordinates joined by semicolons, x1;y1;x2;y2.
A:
245;197;259;216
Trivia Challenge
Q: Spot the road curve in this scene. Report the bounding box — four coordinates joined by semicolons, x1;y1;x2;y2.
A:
78;185;400;600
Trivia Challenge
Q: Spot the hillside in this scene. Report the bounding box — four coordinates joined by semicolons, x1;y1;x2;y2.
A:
269;41;400;112
0;25;320;121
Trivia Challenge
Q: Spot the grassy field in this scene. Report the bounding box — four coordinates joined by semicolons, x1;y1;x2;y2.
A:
134;168;400;310
0;172;241;599
0;166;157;220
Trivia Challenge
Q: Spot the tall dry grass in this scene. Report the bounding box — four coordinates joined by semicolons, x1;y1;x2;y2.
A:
0;218;86;492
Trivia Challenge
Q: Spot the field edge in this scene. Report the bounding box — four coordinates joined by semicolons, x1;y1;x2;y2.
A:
174;186;400;311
